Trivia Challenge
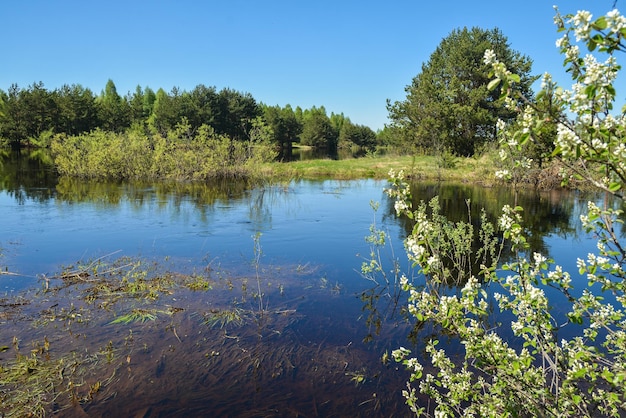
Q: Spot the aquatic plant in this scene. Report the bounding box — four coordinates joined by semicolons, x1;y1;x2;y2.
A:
109;308;159;324
0;337;111;417
202;307;247;329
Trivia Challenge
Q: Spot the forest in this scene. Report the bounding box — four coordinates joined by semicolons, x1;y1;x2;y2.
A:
0;80;378;159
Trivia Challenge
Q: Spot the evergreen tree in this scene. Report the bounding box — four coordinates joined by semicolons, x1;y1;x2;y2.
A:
97;79;130;132
388;27;534;156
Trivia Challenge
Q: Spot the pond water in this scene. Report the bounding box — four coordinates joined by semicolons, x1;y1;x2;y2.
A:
0;150;620;417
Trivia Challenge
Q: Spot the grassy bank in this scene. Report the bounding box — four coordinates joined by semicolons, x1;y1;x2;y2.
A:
261;154;499;183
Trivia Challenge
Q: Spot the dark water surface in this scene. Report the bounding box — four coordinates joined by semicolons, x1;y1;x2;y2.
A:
0;151;618;417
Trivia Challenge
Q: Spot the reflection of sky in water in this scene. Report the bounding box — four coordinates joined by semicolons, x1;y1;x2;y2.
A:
1;180;396;293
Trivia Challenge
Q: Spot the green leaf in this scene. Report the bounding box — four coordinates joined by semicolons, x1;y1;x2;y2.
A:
568;312;583;325
509;74;521;83
519;132;531;146
584;84;597;98
487;78;501;91
572;367;588;379
608;182;621;193
593;16;608;30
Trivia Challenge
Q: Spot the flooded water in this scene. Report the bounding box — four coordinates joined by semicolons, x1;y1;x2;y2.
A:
0;150;619;416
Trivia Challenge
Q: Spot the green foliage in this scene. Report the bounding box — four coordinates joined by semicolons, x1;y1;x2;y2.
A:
27;128;56;148
50;124;277;181
385;171;626;417
339;122;377;150
203;307;247;329
0;79;377;155
435;147;457;170
97;79;131;132
0;338;86;417
109;308;158;324
300;106;339;152
388;27;535;157
262;103;302;159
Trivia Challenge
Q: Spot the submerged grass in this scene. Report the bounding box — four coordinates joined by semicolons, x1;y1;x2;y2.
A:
0;337;110;418
109;308;159;324
202;307;247;329
0;252;354;416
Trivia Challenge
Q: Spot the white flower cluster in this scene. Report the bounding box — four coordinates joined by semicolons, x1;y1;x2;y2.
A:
405;236;426;263
482;49;512;80
555;123;581;157
570;10;593;41
387;168;404;181
589;302;621;329
606;9;626;34
394;199;409;215
385;168;412;216
546;264;572;288
392;346;411;362
561;337;589;377
483;49;497;65
495;169;510;180
530;252;547;276
540;72;554;90
404;357;424;375
580;201;600;230
520;107;535;134
498;205;515;230
496;118;507;133
399;274;409;290
583;54;618;87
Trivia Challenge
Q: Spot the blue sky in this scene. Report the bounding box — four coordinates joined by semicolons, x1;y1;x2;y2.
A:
2;1;621;130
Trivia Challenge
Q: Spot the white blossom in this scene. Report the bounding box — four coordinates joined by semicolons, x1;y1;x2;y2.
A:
570;10;593;41
483;49;497;65
606;9;626;34
495;169;510;179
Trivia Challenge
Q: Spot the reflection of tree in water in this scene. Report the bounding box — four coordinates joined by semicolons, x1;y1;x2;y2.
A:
385;181;578;260
2;150;300;234
0;149;57;204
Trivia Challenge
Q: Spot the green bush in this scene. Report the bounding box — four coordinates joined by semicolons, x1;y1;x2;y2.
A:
51;124;276;181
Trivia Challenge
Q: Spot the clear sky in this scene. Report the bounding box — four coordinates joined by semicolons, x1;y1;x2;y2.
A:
2;0;621;131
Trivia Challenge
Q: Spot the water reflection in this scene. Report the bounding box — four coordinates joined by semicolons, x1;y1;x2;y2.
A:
0;149;57;204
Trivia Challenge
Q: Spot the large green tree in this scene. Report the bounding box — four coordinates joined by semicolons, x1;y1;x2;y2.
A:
216;88;260;141
339;122;377;150
148;88;180;134
97;79;131;132
56;84;98;136
388;27;534;156
300;106;338;152
0;84;27;147
262;104;302;159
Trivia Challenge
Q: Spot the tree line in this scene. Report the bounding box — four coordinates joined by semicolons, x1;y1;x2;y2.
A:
1;26;556;164
0;80;378;159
